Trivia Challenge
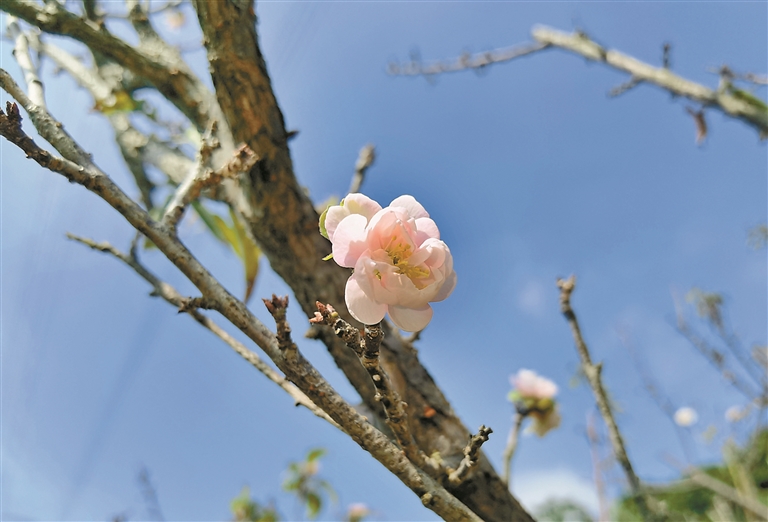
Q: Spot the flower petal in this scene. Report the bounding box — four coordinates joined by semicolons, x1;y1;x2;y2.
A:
344;193;382;220
346;276;387;325
414;217;440;242
388;304;433;332
331;214;368;267
390;195;429;219
432;269;456;302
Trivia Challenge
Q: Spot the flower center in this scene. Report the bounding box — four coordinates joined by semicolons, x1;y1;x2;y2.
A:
386;235;430;286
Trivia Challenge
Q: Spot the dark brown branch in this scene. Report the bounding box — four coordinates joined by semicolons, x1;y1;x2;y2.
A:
557;275;659;522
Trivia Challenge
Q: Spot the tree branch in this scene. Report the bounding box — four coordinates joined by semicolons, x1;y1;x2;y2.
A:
0;76;481;522
349;143;375;194
388;42;548;77
557;275;659;522
502;412;524;487
447;426;492;486
2;0;229;137
532;26;767;138
390;25;767;138
7;16;46;110
65;232;338;427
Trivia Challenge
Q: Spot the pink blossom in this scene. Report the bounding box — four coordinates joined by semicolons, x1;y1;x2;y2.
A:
320;194;456;332
511;369;558;400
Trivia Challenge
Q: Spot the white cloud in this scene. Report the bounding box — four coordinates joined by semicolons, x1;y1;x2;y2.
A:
513;468;600;518
517;279;547;317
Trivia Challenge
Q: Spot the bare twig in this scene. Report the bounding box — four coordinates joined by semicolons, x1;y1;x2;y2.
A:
557;275;658;522
349;143;376;194
609;76;642;98
311;303;441;475
389;42;548;77
673;294;761;400
447;426;492;486
502;412;524;487
163;143;258;230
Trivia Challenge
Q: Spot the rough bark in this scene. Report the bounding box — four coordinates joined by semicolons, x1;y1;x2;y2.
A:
191;1;533;520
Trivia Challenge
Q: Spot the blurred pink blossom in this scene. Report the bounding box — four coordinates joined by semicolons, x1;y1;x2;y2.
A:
321;194;456;332
511;369;559;400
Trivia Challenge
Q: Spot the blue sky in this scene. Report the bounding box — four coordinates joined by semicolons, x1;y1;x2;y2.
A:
2;2;766;521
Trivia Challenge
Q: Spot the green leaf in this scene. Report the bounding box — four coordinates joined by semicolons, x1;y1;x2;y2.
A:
94;90;143;115
192;201;228;244
322;252;333;261
306;491;322;519
230;208;261;303
306;448;326;463
318;205;330;239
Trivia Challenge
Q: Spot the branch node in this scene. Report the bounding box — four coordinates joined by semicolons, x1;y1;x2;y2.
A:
178;296;215;313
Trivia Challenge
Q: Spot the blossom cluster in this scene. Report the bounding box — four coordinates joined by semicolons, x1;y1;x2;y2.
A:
509;369;561;436
320;194;456;332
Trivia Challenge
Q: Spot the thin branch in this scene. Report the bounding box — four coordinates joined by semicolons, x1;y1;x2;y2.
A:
349;143;375;194
557;275;659;522
163;143;258;230
532;27;768;138
673;295;761;400
7;17;46;110
609;76;642;98
0;77;480;522
388;42;549;77
502;412;524;487
447;425;492;486
65;232;338;427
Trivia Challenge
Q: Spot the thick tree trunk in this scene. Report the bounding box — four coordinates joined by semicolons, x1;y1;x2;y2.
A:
192;2;533;520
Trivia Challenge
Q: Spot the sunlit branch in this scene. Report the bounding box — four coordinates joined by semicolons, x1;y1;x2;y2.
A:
391;25;768;138
7;16;46;110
